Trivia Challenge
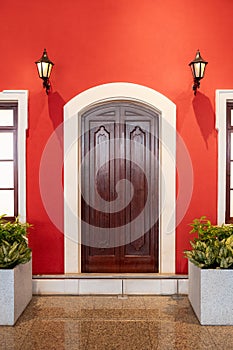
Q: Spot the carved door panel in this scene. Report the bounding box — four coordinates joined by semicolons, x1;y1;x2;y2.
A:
81;102;159;272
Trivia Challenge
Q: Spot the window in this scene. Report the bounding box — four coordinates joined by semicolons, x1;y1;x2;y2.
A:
0;90;28;222
226;102;233;223
0;103;18;218
215;90;233;225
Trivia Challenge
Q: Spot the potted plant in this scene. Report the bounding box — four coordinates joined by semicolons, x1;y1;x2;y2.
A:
184;216;233;325
0;215;32;326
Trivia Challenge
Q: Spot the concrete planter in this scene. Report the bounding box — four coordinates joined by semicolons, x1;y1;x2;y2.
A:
188;261;233;325
0;260;32;326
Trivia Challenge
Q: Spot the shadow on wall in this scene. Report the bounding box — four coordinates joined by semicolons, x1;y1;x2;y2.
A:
192;92;215;149
39;91;65;237
48;91;65;148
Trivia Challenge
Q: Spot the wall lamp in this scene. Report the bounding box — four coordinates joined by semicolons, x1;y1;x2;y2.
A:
189;50;208;95
35;49;54;94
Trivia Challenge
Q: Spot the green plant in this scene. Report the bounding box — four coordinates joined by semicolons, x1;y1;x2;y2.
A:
184;216;233;269
0;215;32;269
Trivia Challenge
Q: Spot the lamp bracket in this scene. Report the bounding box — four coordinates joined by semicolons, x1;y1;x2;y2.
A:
193;78;200;95
42;78;51;95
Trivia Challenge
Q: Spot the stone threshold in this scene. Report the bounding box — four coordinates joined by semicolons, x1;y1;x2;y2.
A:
32;274;188;296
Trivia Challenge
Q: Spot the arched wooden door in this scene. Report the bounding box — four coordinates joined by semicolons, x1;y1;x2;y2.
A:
81;102;159;272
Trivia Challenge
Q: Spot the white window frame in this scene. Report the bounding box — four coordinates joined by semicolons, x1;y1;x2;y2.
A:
0;90;28;221
215;90;233;224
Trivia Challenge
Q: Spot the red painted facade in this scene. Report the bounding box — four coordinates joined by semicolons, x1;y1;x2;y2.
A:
1;0;229;274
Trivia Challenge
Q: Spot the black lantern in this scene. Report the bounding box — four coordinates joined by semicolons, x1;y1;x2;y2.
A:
189;50;208;95
35;49;54;94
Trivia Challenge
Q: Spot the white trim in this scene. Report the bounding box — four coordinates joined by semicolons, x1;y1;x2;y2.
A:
215;90;233;224
64;83;176;273
32;277;188;295
0;90;28;221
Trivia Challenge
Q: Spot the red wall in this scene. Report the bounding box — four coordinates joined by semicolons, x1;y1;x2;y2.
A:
1;0;230;274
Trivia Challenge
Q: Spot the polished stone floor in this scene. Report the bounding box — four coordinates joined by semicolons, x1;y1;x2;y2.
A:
0;295;233;349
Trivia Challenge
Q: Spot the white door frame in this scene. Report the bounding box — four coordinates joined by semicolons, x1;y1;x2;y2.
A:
64;83;176;273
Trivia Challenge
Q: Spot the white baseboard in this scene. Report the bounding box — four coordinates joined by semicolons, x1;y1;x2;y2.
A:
32;276;188;295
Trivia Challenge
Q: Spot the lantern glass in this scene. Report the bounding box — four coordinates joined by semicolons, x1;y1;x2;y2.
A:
37;61;53;79
192;62;206;80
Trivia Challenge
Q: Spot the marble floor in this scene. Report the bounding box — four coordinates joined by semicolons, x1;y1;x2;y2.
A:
0;295;233;350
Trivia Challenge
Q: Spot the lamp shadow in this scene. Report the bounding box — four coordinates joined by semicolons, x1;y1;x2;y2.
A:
48;91;65;148
192;91;216;149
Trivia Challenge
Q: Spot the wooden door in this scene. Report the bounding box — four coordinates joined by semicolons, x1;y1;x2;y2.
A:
81;102;159;272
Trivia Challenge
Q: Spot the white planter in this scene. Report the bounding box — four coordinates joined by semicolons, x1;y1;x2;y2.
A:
0;260;32;326
188;261;233;325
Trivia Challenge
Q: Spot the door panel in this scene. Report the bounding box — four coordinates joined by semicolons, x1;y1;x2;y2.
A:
81;102;159;272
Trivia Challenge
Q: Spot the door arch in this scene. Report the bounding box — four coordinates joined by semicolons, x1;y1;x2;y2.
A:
64;83;176;273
